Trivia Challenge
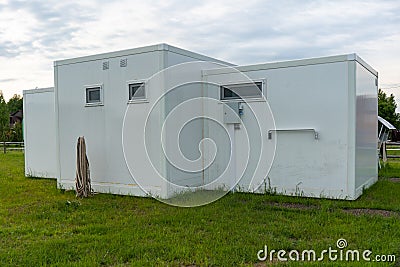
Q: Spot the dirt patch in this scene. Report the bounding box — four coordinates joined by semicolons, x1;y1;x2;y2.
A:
343;208;398;217
253;258;280;266
266;202;318;210
389;178;400;183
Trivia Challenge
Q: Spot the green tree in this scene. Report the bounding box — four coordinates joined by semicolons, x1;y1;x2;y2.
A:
7;94;23;114
378;89;400;128
0;91;10;152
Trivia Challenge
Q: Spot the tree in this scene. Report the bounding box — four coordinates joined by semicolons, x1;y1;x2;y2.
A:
0;91;10;152
15;121;23;141
378;89;400;128
7;94;23;114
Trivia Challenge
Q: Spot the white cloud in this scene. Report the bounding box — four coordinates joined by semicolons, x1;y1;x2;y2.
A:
0;8;37;43
0;0;399;104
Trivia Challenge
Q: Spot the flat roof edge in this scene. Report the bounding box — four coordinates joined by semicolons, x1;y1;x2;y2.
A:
54;43;234;67
353;54;378;77
166;44;235;66
54;44;165;66
23;87;54;95
203;54;377;76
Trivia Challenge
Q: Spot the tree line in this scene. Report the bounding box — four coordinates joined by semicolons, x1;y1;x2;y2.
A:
0;92;23;142
378;89;400;129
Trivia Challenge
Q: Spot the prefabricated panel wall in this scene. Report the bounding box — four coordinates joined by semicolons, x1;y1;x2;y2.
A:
354;62;378;197
55;49;162;196
203;54;378;199
23;88;57;178
54;44;233;197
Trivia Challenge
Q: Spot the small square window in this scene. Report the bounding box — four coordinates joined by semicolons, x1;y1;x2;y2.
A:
86;86;102;105
129;82;145;101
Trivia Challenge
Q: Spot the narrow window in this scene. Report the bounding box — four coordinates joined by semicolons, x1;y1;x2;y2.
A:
129;82;145;101
220;81;263;100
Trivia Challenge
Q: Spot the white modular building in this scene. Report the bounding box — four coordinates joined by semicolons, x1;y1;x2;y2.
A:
23;44;378;200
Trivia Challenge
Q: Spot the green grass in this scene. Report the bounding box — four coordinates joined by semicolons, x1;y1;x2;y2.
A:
1;152;400;266
379;158;400;178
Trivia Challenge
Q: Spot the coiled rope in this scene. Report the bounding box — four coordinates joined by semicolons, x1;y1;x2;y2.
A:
75;136;92;197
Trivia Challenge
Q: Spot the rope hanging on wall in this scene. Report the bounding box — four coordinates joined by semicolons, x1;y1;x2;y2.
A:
75;136;92;197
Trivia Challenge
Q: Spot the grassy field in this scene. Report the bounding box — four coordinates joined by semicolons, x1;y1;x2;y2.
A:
0;152;399;266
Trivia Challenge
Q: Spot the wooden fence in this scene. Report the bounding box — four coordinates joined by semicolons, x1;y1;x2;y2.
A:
382;141;400;159
0;142;24;153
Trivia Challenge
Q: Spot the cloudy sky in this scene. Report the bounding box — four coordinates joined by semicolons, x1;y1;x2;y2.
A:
0;0;399;103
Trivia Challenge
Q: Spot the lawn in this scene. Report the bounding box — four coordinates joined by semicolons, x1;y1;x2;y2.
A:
0;152;399;266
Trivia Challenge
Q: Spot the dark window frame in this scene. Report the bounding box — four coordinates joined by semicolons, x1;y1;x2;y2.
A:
85;86;103;105
220;81;264;100
128;82;146;101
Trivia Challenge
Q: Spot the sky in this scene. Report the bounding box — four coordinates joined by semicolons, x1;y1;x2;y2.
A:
0;0;399;105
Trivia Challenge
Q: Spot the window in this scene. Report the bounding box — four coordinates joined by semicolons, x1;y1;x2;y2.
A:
220;81;263;100
128;82;146;101
85;86;103;105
